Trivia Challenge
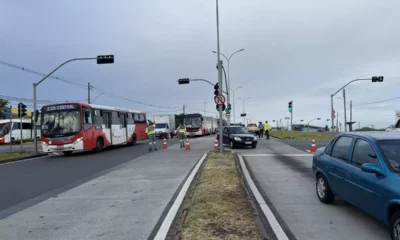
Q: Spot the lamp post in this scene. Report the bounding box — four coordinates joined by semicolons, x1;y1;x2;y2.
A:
33;55;114;154
231;86;242;124
213;48;245;126
307;117;321;132
238;97;250;125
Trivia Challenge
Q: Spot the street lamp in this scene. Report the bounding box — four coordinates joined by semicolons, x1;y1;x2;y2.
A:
231;86;242;124
238;97;250;125
213;48;245;126
307;118;321;132
33;55;114;154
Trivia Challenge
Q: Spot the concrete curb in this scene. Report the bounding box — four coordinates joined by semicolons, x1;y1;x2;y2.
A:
237;154;289;240
0;153;48;165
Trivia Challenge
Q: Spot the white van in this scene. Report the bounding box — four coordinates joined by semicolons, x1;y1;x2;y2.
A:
0;119;41;144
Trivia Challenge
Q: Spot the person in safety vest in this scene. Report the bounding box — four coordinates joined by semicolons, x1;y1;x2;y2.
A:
264;120;271;140
146;121;157;151
177;122;187;148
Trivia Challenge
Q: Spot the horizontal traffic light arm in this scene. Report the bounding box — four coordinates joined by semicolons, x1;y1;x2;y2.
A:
177;78;228;93
331;77;383;97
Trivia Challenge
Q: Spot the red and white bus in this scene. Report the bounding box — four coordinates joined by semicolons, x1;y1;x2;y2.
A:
184;113;218;137
40;102;148;155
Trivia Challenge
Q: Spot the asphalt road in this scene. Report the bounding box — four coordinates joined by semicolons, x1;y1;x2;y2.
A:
278;139;332;152
0;139;180;214
234;138;389;240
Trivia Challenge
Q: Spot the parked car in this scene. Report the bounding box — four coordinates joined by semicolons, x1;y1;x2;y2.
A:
218;126;258;149
312;132;400;240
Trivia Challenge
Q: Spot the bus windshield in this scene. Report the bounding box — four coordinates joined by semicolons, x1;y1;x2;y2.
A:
0;123;10;136
184;116;202;128
41;104;82;137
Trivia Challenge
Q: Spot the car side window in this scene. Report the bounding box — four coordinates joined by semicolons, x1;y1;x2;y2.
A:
324;139;335;155
223;128;229;134
351;139;378;167
331;136;353;161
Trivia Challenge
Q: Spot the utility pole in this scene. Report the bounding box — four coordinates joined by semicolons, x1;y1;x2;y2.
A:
290;101;293;139
9;106;12;153
88;82;91;104
343;89;347;132
204;101;207;116
216;0;223;152
337;111;339;132
183;105;185;115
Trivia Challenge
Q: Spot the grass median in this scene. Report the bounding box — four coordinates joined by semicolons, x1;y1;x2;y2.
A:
170;151;263;240
0;152;32;162
270;130;335;140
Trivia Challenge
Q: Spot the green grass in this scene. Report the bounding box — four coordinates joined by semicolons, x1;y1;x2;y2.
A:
0;152;32;162
270;130;335;140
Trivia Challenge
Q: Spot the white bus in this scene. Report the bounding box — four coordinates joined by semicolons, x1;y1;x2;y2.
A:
0;119;41;144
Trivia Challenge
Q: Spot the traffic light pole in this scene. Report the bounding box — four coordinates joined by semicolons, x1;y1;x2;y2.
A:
330;78;373;132
19;104;23;153
33;57;98;154
290;100;293;139
216;0;223;152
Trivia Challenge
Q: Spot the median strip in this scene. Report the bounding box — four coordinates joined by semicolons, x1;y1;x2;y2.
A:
270;130;335;140
167;151;265;240
0;152;47;164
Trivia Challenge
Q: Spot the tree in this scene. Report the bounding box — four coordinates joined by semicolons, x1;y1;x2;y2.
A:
0;99;9;119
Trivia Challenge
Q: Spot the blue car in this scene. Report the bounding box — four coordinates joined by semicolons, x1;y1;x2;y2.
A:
312;132;400;240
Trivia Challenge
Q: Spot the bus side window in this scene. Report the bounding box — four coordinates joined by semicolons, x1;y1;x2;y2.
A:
83;108;93;131
139;114;146;124
12;122;20;130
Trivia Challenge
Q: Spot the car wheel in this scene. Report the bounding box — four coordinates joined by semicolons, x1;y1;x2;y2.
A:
252;144;257;149
230;141;235;149
316;174;334;204
390;211;400;240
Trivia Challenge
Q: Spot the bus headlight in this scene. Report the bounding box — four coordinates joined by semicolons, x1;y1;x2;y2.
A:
42;141;48;146
74;137;83;143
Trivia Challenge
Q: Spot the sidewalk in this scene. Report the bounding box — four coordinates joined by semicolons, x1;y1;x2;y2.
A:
0;136;214;240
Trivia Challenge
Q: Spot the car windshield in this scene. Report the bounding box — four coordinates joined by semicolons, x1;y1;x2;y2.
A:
378;140;400;172
0;123;10;136
41;110;81;137
230;127;249;134
155;123;167;128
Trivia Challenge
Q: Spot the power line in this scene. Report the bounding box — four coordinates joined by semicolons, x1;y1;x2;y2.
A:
0;59;181;109
354;96;400;106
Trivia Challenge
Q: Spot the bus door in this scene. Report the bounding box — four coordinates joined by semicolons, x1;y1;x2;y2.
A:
102;111;112;145
119;113;128;143
111;112;123;145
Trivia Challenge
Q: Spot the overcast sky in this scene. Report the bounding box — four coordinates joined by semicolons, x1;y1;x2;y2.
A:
1;0;400;129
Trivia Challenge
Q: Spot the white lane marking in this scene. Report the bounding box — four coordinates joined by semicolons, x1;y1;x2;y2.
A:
238;155;289;240
305;150;311;153
154;153;207;240
241;153;312;157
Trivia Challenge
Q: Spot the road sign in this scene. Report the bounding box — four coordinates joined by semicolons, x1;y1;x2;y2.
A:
2;107;11;115
226;113;231;119
214;94;226;106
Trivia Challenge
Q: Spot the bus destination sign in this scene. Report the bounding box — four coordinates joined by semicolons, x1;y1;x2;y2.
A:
43;104;80;112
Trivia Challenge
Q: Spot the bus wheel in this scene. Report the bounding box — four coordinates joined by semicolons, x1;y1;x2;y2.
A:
128;134;137;146
63;151;72;156
95;138;104;152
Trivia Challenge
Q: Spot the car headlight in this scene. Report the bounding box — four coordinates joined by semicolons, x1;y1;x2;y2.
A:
74;137;83;143
254;136;258;141
234;137;241;141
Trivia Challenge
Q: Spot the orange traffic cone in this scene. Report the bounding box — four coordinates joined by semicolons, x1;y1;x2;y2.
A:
214;139;219;151
310;138;316;153
185;138;191;151
163;138;168;150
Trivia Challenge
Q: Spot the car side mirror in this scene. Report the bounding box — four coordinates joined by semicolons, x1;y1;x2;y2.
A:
361;163;386;177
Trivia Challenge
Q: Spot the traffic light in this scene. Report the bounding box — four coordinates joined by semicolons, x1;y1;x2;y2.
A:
226;103;232;113
34;110;39;122
178;78;190;84
288;101;293;113
18;102;27;118
372;76;384;82
216;104;226;112
97;55;114;64
214;83;219;95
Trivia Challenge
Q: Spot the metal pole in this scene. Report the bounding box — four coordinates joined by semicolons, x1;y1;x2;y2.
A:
337;111;339;132
216;0;223;152
233;90;235;124
242;100;245;124
9;106;12;153
350;100;352;130
19;105;23;153
343;89;347;132
204;101;207;116
330;95;334;131
88;82;91;104
226;60;230;126
33;85;38;154
290;100;293;139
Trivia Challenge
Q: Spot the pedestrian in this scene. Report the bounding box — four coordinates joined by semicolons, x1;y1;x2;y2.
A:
258;121;264;138
264;120;271;140
177;122;186;148
146;121;157;151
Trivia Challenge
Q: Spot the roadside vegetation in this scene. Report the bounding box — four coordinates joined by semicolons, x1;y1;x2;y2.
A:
169;151;264;240
0;152;32;162
270;130;335;140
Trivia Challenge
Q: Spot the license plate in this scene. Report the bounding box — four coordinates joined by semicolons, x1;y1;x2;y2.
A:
56;145;64;148
245;141;252;144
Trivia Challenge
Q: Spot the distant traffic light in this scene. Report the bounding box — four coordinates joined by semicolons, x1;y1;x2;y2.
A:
288;101;293;113
18;102;27;118
34;110;39;122
97;55;114;64
178;78;190;84
372;76;384;82
214;83;219;95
